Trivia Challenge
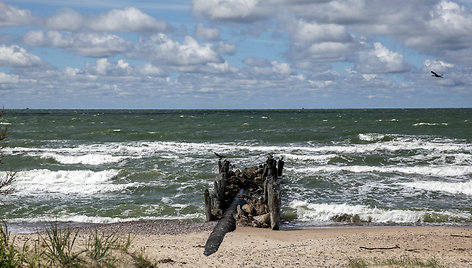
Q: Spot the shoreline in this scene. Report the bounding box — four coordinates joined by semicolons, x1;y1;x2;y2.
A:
7;218;472;234
11;221;472;267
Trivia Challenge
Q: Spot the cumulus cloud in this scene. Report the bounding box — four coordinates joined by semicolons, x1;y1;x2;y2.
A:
130;34;222;67
0;45;41;67
285;19;355;68
22;31;132;57
216;41;236;55
45;9;84;31
192;0;266;22
355;42;411;73
0;72;19;84
44;7;167;32
290;20;352;43
0;2;33;26
85;58;132;76
405;0;472;64
285;0;472;66
195;23;220;41
88;7;168;32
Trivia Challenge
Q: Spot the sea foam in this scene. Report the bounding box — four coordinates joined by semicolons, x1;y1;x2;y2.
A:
400;181;472;196
9;169;129;196
289;200;471;224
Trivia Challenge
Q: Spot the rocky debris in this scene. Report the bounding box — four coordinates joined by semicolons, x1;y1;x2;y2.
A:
330;214;372;223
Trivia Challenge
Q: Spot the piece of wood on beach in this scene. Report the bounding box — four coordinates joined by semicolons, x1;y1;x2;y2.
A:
204;189;247;256
359;245;400;250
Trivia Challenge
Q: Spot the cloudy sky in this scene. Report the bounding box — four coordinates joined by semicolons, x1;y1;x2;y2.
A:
1;0;471;109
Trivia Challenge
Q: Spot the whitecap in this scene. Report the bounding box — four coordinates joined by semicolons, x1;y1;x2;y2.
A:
288;200;471;224
413;122;448;126
5;169;133;196
399;180;472;196
289;165;472;177
39;152;126;165
358;133;385;142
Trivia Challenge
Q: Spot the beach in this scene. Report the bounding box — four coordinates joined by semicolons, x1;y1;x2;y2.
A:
13;221;472;267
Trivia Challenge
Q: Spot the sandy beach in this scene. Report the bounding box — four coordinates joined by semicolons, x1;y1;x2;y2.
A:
13;221;472;267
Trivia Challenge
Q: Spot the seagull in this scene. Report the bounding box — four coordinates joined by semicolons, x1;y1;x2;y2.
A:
431;71;443;78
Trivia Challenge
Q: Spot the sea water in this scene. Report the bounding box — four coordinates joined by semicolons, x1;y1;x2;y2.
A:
1;109;471;232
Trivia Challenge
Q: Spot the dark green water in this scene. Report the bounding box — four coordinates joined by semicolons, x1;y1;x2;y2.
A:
1;109;471;232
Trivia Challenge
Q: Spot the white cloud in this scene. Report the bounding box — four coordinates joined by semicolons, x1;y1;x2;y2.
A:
271;61;292;74
284;18;355;68
46;9;84;31
0;45;41;67
216;41;236;55
22;31;131;57
0;2;33;26
87;58;132;76
139;63;167;76
423;59;454;75
131;34;222;67
195;23;220;41
291;20;351;43
192;0;265;22
355;42;410;73
0;72;19;84
88;7;168;32
44;7;168;32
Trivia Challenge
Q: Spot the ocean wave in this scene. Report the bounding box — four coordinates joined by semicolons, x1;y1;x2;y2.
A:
358;133;387;142
289;200;471;224
6;169;134;196
5;134;471;159
288;165;472;177
413;122;448;126
399;181;472;196
38;152;126;165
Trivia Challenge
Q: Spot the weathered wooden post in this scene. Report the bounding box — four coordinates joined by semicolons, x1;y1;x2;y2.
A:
204;189;212;221
266;156;282;230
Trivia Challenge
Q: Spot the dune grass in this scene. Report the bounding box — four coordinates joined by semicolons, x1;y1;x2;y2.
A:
348;255;443;268
0;221;158;267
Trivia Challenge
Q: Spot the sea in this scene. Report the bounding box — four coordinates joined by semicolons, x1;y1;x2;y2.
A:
1;109;471;233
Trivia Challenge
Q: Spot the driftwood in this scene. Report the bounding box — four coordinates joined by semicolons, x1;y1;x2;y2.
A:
360;245;400;250
203;155;284;256
203;189;247;256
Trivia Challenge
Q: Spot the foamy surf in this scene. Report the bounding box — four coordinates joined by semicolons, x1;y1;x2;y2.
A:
2;109;471;228
289;200;472;224
400;180;472;196
7;169;127;196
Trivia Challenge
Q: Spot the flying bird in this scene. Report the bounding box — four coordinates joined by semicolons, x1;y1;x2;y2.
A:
431;71;443;78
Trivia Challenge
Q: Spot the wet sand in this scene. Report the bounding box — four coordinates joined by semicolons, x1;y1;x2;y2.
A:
13;221;472;267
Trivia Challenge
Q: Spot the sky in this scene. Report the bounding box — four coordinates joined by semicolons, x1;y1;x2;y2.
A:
1;0;472;109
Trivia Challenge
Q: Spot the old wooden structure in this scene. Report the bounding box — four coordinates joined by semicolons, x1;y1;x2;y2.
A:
203;155;284;256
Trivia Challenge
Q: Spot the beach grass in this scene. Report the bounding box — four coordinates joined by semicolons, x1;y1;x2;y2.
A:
348;255;443;268
0;222;23;267
0;221;157;268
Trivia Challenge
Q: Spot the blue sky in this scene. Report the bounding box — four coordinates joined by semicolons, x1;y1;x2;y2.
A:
1;0;471;109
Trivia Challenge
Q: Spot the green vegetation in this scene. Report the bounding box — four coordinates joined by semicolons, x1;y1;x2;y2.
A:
0;222;23;267
0;222;159;267
381;255;442;267
348;257;368;268
348;255;443;268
